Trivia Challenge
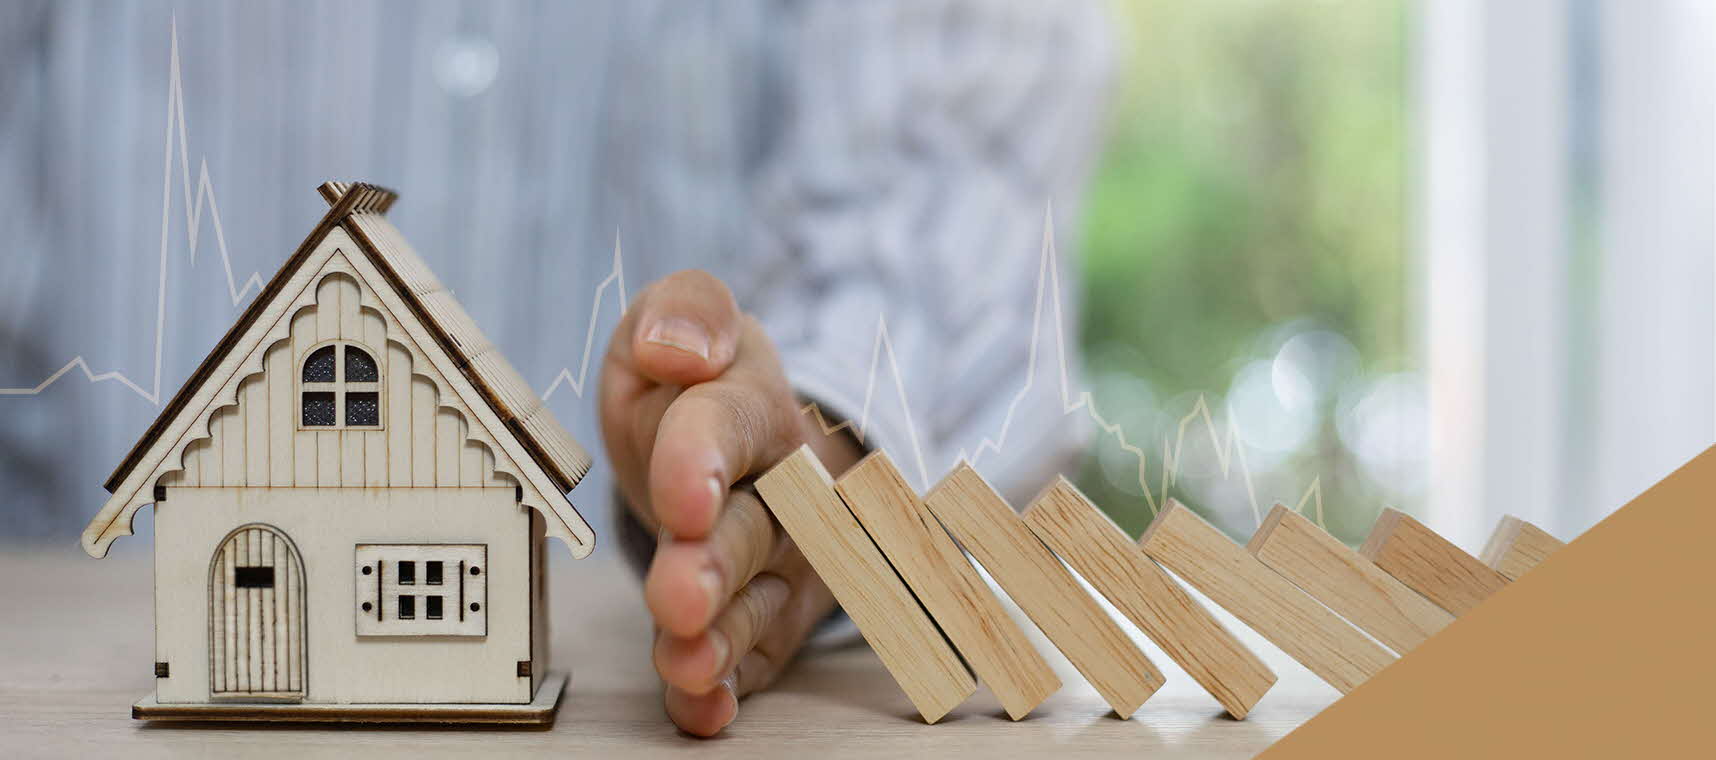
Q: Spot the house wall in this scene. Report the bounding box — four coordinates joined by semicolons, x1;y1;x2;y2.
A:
149;245;548;705
530;509;550;697
154;486;536;705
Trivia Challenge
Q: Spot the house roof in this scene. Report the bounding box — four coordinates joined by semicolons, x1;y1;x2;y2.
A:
103;180;592;497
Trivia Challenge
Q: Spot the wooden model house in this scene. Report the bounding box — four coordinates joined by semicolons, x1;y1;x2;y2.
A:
81;182;595;724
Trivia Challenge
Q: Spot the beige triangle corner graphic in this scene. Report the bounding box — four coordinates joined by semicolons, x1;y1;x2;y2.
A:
1258;445;1716;759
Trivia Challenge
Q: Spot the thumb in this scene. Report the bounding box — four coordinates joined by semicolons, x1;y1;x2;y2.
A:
627;270;743;386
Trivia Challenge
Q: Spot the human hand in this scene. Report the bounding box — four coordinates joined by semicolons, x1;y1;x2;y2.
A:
598;270;862;736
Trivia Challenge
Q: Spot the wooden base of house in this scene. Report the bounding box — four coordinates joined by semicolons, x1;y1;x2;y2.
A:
131;670;567;726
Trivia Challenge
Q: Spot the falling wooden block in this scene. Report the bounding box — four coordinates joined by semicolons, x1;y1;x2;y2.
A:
1138;500;1394;694
1020;478;1275;719
1359;507;1509;616
924;464;1164;718
1480;515;1565;581
1248;504;1453;655
754;446;975;723
835;453;1060;720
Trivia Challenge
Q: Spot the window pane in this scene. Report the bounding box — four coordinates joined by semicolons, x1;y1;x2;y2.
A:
346;392;380;426
398;594;415;619
426;595;443;620
302;346;336;382
425;561;443;585
301;392;335;426
345;347;379;382
397;560;415;585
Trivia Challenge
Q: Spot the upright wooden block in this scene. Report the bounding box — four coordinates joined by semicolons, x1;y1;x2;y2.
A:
1020;478;1276;719
835;453;1060;720
754;446;976;723
923;464;1164;719
1248;504;1453;654
1480;515;1565;581
1359;508;1508;616
1138;501;1394;694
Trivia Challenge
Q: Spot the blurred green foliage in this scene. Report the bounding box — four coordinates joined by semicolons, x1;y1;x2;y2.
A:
1076;0;1410;542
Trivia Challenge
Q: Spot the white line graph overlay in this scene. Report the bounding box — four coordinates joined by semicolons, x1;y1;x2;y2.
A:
541;236;628;404
3;19;1328;531
797;208;1326;527
0;18;263;405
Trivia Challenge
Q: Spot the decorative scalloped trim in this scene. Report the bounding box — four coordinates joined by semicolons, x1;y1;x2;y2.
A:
158;268;509;489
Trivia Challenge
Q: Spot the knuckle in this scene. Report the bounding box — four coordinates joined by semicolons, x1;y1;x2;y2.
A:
700;386;770;457
736;574;788;637
718;492;776;582
738;591;770;634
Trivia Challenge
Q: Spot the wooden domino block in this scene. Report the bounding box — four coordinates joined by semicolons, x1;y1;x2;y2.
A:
1359;508;1508;616
1138;500;1394;694
1248;504;1453;654
924;464;1164;718
1479;515;1565;581
1020;478;1275;719
754;446;975;723
835;452;1060;720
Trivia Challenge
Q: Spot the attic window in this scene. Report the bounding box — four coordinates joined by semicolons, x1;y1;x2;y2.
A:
346;348;379;382
300;342;383;430
302;346;336;382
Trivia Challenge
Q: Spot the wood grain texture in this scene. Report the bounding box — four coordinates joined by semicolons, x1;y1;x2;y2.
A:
2;548;1344;755
1138;501;1394;694
1248;504;1452;654
1479;515;1565;581
923;464;1163;718
836;453;1059;720
755;446;976;723
1021;478;1275;719
1359;508;1509;616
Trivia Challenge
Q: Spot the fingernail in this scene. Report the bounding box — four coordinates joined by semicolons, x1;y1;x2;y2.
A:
698;568;723;619
719;673;739;729
644;317;711;360
707;629;731;676
706;476;724;512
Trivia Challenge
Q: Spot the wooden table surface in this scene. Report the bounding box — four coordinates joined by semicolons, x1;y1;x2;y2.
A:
0;544;1339;758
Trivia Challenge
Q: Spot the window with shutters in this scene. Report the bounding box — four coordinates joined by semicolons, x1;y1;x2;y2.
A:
353;544;487;637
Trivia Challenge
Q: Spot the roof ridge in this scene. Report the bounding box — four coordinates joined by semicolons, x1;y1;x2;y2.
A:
317;180;398;215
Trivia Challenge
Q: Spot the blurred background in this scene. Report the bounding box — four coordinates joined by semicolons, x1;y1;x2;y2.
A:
1079;0;1713;548
1;0;1710;554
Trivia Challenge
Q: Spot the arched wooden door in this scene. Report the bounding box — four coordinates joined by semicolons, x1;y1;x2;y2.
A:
209;523;306;700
